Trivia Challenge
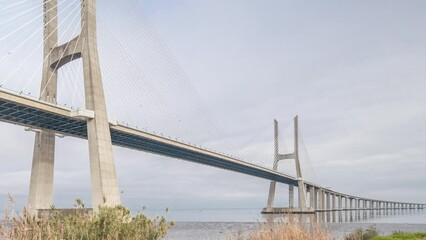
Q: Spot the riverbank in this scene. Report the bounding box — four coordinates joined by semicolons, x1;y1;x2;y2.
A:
165;222;426;240
372;232;426;240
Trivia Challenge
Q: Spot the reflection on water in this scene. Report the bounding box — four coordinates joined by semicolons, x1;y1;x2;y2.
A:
263;208;426;225
163;208;426;240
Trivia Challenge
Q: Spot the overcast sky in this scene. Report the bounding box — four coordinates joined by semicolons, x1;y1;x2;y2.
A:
1;0;426;219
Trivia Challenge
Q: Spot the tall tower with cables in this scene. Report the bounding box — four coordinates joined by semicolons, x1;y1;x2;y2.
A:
27;0;59;212
264;116;309;213
28;0;120;212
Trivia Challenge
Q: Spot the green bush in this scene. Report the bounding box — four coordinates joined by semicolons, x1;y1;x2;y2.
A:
345;226;379;240
0;198;173;240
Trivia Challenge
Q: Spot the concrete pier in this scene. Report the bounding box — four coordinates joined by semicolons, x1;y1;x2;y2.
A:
289;185;294;208
28;0;59;213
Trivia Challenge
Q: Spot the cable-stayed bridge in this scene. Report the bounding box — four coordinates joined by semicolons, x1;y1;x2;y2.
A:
0;0;424;217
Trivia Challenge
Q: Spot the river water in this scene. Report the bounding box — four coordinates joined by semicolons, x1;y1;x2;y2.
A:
145;208;426;239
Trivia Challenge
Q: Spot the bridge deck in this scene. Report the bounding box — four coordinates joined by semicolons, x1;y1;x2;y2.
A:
0;88;298;186
1;88;424;207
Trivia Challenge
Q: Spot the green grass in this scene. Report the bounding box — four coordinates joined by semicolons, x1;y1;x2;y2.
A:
345;226;426;240
371;232;426;240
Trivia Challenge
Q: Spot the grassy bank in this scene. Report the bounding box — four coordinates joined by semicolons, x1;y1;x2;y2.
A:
372;232;426;239
345;226;426;240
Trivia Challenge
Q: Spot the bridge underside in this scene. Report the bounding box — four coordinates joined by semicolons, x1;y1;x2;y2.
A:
0;97;298;186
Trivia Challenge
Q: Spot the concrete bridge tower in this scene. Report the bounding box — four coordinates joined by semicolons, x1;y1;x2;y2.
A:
263;116;310;213
28;0;59;212
28;0;121;212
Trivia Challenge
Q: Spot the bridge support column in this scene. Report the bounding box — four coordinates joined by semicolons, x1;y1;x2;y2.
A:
312;188;319;210
345;197;348;222
326;192;331;221
289;185;294;208
266;120;280;211
331;194;336;210
332;194;336;222
293;116;308;210
320;189;326;222
28;0;59;213
309;186;316;210
81;0;121;209
315;188;324;210
345;197;348;211
338;195;343;222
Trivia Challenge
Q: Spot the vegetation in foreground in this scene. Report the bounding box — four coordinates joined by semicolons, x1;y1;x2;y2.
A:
2;194;425;240
345;226;426;240
228;221;426;240
228;219;331;240
345;226;380;240
372;232;426;240
1;195;172;240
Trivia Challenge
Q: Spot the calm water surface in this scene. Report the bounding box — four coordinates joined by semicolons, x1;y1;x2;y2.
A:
143;208;426;239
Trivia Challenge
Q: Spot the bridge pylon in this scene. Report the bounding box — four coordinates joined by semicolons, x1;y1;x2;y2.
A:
28;0;120;213
262;116;313;214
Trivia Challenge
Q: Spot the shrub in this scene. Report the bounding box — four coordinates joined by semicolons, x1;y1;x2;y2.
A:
229;218;332;240
0;197;172;240
345;226;379;240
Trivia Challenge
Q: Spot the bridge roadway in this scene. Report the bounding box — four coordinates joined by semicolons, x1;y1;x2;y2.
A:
0;87;425;211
